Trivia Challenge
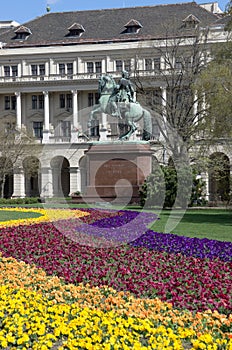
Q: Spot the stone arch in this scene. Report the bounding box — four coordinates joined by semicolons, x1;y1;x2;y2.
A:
23;156;41;197
0;157;13;198
79;155;87;194
209;152;230;202
51;156;70;197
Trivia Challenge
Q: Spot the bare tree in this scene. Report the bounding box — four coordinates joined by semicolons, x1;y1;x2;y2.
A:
133;22;231;206
0;121;38;198
133;25;213;162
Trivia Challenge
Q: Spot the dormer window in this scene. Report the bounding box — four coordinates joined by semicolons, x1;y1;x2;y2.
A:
182;14;200;29
14;26;31;40
123;19;142;34
67;23;85;37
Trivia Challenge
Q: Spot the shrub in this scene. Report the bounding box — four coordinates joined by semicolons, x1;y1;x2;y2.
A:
140;165;203;209
0;197;40;205
139;166;165;208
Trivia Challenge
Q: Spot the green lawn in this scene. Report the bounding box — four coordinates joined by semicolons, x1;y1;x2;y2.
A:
0;204;231;242
150;209;232;242
0;210;42;222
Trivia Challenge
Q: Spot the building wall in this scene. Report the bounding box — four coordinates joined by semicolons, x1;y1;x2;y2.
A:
0;9;231;201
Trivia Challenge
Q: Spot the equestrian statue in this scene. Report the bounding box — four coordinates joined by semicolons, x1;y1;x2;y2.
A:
88;71;152;141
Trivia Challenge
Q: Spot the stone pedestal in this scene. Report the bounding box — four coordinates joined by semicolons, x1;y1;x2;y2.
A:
83;142;152;204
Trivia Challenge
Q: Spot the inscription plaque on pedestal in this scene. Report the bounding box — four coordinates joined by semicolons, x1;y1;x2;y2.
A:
83;143;152;204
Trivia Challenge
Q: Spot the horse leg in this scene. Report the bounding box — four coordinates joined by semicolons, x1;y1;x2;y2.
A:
119;120;137;141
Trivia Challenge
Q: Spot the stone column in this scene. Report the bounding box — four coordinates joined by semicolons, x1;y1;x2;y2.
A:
161;87;167;124
40;167;53;198
105;55;110;72
45;62;49;77
160;87;167;141
73;60;77;75
69;167;81;195
201;172;209;202
15;92;22;130
71;90;79;143
12;168;25;198
42;91;50;143
71;90;78;127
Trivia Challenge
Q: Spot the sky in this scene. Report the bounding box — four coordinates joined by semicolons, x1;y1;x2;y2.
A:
1;0;229;25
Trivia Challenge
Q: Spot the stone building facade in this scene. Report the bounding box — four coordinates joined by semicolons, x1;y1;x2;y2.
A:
0;2;231;202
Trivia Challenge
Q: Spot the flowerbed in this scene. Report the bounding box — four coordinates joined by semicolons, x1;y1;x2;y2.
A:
0;207;231;349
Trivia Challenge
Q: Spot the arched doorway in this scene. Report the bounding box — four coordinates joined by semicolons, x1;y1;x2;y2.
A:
0;157;13;198
209;152;230;202
23;157;41;197
51;156;70;197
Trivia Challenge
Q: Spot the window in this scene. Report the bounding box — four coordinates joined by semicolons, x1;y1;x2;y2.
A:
68;23;85;37
32;95;37;109
59;94;65;108
58;63;73;77
4;66;10;77
67;63;73;76
59;63;65;76
115;60;131;72
88;93;94;107
89;119;99;137
31;65;38;76
145;59;152;71
126;26;138;33
39;64;45;76
182;15;200;30
4;96;16;110
12;66;18;77
32;95;44;109
123;19;142;34
14;26;31;40
95;62;102;73
59;94;73;109
109;123;118;135
87;62;94;73
124;60;131;72
175;58;182;70
4;96;10;110
145;89;162;107
17;33;27;39
66;94;73;109
33;121;43;139
31;64;45;76
11;96;16;110
145;58;160;71
154;58;161;70
184;56;192;69
4;65;18;77
61;121;71;137
95;92;99;104
38;95;44;109
116;60;123;72
86;62;102;74
88;93;99;107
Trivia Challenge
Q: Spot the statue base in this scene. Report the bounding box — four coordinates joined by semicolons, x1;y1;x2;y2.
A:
82;142;152;204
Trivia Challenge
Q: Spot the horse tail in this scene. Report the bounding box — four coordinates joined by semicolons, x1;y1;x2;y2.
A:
142;109;152;141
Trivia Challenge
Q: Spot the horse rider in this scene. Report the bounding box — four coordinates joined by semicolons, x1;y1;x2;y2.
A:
109;70;135;117
118;70;135;103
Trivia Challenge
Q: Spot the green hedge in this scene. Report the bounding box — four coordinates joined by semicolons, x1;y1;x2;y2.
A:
0;197;41;205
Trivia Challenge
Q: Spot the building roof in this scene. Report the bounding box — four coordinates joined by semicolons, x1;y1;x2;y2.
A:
0;2;222;48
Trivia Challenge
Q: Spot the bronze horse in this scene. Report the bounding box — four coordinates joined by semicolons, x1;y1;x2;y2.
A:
88;74;152;141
